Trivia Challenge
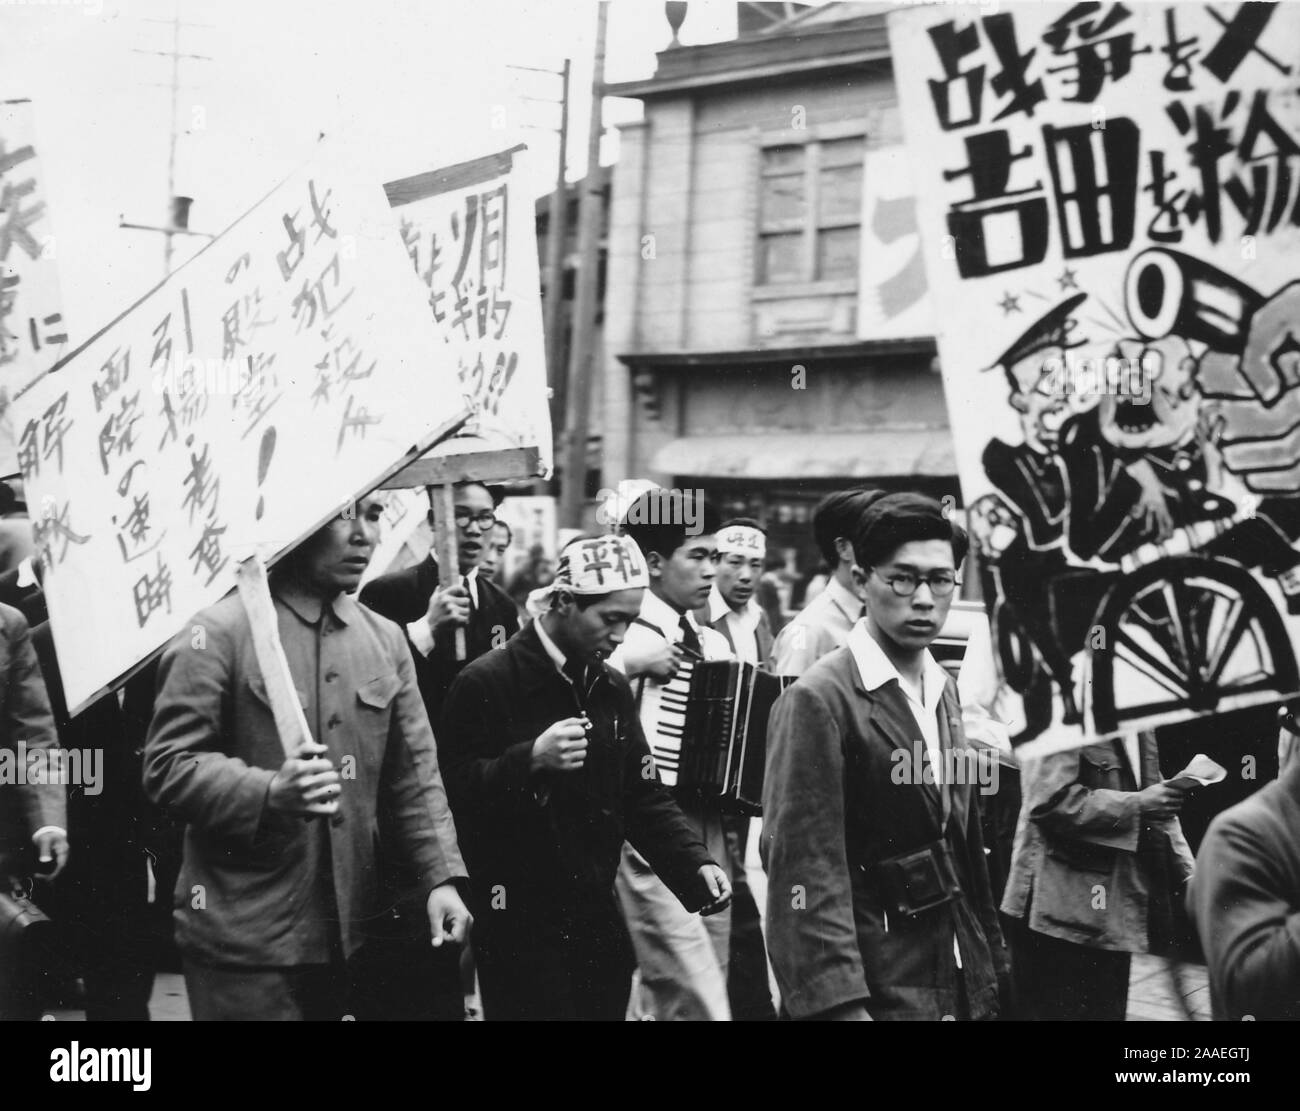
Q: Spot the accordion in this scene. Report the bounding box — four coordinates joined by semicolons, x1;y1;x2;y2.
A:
644;659;795;816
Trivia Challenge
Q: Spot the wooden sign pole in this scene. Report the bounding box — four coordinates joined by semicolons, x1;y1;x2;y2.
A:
431;484;467;662
236;553;343;825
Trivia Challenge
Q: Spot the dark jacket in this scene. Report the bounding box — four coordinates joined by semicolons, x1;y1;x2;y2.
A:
1188;760;1300;1020
142;588;465;966
761;647;1008;1020
439;620;713;906
0;570;146;857
360;555;520;725
439;621;716;1017
0;602;62;876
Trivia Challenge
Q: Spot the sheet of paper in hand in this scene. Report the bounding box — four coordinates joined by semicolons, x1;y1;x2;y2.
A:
0;101;69;477
12;159;468;714
382;144;551;481
889;2;1300;755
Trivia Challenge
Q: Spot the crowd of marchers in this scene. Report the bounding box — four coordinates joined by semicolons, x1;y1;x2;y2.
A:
2;478;1297;1022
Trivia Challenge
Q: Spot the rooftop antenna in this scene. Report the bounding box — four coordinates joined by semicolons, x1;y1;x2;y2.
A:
119;1;215;275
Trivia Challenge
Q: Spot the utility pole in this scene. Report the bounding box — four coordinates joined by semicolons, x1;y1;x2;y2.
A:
120;3;213;276
543;59;572;436
559;1;608;530
508;59;573;444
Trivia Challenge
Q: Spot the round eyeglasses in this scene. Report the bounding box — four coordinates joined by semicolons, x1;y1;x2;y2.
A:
454;509;497;529
872;568;959;598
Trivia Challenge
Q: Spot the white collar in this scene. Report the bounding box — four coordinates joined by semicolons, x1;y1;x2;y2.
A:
826;575;865;623
534;616;570;678
707;583;760;628
847;620;948;707
17;556;37;589
640;588;694;638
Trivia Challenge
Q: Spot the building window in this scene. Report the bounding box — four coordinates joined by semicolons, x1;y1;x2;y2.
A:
757;135;864;286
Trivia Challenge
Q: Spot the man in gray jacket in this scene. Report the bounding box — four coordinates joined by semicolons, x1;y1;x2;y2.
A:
1001;733;1193;1019
144;495;470;1020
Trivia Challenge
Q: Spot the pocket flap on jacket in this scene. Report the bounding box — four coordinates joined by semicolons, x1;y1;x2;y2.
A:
357;674;401;709
246;675;309;711
1079;745;1123;774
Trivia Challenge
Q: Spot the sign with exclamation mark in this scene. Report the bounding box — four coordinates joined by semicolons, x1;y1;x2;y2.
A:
255;426;276;521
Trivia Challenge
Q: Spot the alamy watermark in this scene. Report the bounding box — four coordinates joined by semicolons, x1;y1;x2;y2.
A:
890;741;1000;795
0;743;102;796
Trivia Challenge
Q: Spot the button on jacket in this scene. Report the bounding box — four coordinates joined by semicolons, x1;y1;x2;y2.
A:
142;584;466;967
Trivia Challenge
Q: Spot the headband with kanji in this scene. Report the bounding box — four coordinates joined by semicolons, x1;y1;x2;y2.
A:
526;535;650;616
716;524;766;558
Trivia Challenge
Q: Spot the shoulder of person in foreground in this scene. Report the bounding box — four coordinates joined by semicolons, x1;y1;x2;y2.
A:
1190;781;1300;1019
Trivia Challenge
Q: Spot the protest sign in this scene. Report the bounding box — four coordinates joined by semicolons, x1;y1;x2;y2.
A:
1;100;69;476
381;143;551;484
13;159;468;713
890;2;1300;752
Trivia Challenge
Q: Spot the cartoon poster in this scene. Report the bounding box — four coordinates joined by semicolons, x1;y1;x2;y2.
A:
889;2;1300;752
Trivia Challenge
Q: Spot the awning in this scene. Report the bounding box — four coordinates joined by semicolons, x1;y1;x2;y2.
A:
650;430;956;480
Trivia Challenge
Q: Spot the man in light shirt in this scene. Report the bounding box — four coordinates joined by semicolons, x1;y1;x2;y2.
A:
696;517;777;1020
698;519;774;666
769;488;875;676
608;488;736;1020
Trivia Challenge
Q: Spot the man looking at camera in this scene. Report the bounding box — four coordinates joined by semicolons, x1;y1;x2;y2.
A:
439;535;730;1020
143;496;470;1021
763;492;1008;1020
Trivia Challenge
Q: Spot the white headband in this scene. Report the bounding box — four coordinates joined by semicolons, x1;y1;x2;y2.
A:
717;524;766;558
526;535;650;617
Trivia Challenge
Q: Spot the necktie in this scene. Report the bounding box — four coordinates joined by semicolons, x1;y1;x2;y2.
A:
678;614;702;656
464;575;475;614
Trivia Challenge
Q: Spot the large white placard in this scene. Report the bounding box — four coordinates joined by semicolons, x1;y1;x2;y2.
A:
14;159;468;713
0;100;69;476
384;144;551;478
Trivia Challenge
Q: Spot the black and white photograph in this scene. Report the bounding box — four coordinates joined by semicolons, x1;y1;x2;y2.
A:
0;0;1294;1085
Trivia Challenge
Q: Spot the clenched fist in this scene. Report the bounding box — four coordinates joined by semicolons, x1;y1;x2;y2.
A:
268;740;341;818
530;717;590;773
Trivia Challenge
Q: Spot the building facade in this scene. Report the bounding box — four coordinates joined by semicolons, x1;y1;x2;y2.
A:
601;2;958;579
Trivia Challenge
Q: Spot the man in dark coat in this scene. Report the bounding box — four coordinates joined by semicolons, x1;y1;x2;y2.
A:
439;534;731;1021
1188;750;1300;1020
360;481;520;726
763;493;1008;1020
0;600;65;1020
358;480;518;1018
0;560;155;1020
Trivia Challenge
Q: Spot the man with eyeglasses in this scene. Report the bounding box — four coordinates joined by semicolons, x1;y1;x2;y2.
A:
359;480;519;1020
762;491;1009;1020
361;482;520;726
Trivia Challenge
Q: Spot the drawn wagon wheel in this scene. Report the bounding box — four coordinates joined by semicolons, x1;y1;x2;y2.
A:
991;599;1040;693
1089;556;1299;736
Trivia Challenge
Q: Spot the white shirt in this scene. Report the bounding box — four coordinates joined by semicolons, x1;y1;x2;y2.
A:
608;589;731;744
406;565;478;657
706;584;762;665
847;620;950;785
